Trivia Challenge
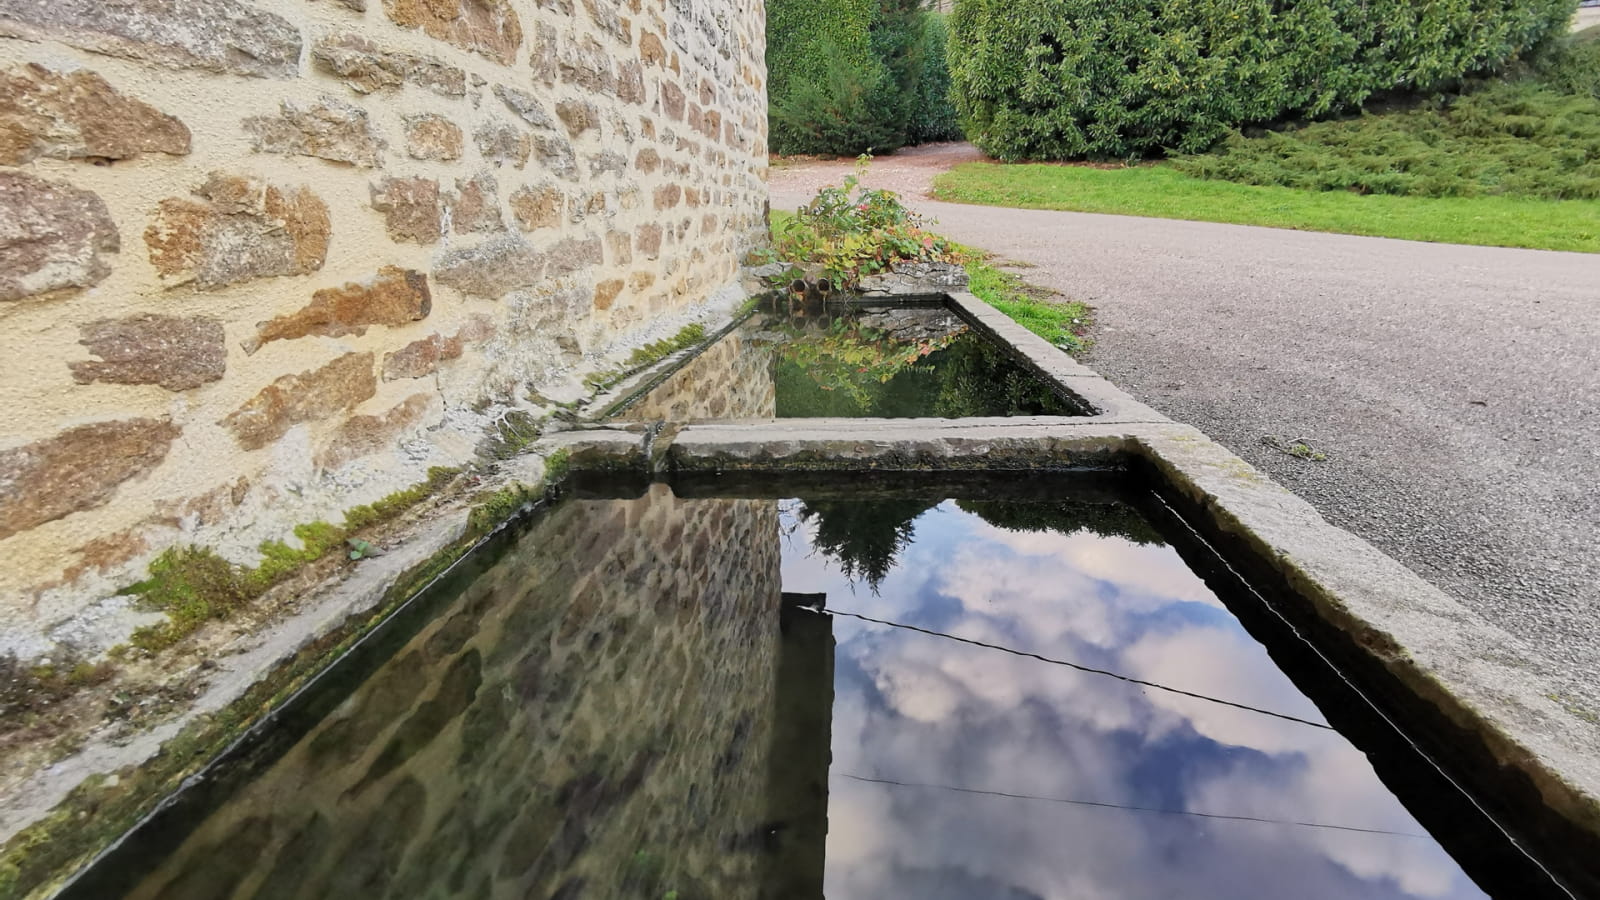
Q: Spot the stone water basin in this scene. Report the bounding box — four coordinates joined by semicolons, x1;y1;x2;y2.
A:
58;474;1569;899
608;301;1091;422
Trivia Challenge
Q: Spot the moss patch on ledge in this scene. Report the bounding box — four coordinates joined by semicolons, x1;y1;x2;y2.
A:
125;467;463;654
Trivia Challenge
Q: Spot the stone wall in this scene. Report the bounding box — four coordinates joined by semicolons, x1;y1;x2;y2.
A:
118;485;784;899
0;0;769;650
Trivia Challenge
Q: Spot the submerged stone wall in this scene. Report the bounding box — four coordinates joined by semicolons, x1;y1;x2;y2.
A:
0;0;769;649
119;486;783;899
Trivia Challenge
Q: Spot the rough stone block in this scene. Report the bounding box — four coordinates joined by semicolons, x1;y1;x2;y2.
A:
635;222;662;259
70;313;226;390
404;114;463;160
246;266;431;353
0;63;190;165
433;235;545;298
382;0;522;65
529;21;558;84
474;120;530;168
616;59;645;104
220;352;377;450
1;171;119;302
660;80;684;120
382;332;463;380
546;235;602;276
509;184;563;231
605;230;632;264
492;84;556;129
592;278;622;310
634;147;659;173
639;31;665;67
0;0;301;79
311;33;466;97
556;99;597;137
316;392;434;469
0;418;180;540
653;183;681;210
145;173;329;290
449;172;503;233
371;177;443;245
245;96;385;167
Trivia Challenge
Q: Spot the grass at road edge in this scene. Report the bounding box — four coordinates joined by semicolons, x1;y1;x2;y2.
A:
931;163;1600;254
766;209;1092;352
962;255;1091;353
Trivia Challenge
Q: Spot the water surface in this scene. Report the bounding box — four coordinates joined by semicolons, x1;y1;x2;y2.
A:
613;304;1086;421
73;480;1537;899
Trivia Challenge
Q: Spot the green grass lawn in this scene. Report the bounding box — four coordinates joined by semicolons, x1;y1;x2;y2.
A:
931;162;1600;253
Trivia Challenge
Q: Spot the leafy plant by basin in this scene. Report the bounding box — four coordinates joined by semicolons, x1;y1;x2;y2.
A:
762;156;960;286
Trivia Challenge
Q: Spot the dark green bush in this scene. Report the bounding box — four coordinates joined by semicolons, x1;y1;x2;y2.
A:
909;14;963;143
948;0;1576;160
769;0;963;154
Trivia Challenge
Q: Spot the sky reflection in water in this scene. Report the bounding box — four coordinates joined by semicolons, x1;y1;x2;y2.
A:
779;500;1488;900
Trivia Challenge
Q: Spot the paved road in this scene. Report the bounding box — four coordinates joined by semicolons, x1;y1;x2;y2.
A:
772;145;1600;714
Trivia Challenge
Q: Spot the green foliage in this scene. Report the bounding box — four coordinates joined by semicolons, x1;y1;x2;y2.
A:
543;448;572;486
768;0;960;154
125;468;462;653
796;498;938;591
485;409;545;460
908;14;963;144
956;499;1165;545
931;161;1600;253
628;323;707;367
948;0;1575;160
963;257;1091;353
1174;79;1600;199
126;547;257;652
343;466;460;531
1534;28;1600;100
466;485;534;536
771;315;1079;418
775;160;960;285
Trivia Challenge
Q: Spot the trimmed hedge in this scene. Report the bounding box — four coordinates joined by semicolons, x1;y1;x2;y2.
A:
948;0;1576;159
910;14;964;143
769;0;964;154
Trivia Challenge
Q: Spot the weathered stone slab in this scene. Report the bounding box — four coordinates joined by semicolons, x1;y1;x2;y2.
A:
448;172;503;233
371;177;442;244
433;235;544;298
0;63;190;165
509;184;562;231
246;266;431;353
383;332;462;380
145;173;329;290
311;33;466;97
316;392;434;469
403;113;463;160
244;97;385;167
857;261;969;297
473;120;530;168
70;314;226;390
220;352;377;449
0;0;302;79
382;0;522;65
0;418;180;539
0;171;119;302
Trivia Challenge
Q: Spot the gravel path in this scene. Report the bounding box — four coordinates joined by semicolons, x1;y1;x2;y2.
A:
772;144;1600;714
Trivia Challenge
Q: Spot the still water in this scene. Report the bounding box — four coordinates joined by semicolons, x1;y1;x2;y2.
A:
613;304;1086;421
77;480;1530;899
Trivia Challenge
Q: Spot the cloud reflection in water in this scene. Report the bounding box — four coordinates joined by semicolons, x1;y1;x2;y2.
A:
779;500;1487;900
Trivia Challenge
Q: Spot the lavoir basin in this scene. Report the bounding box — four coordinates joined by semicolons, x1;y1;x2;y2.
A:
58;474;1576;900
608;301;1091;422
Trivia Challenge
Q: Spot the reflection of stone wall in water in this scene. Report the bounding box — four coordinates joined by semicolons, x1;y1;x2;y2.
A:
122;485;782;900
623;332;777;421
